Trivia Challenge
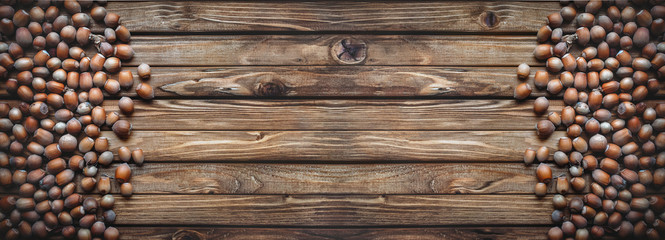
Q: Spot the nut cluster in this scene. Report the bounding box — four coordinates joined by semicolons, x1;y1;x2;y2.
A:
519;0;665;239
0;0;154;239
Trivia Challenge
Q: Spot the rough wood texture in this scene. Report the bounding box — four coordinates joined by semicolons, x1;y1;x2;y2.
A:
3;66;665;98
107;99;665;131
151;66;521;97
113;194;553;226
0;66;534;98
95;163;570;194
104;130;560;162
117;227;552;240
107;99;560;131
0;1;599;236
128;35;539;66
103;1;557;33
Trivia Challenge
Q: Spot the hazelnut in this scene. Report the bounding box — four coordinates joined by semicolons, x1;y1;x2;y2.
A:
536;120;555;137
112;120;132;138
536;163;552;183
533;97;549;114
120;182;133;197
118;96;134;114
513;83;531;100
115;163;131;183
135;83;154;100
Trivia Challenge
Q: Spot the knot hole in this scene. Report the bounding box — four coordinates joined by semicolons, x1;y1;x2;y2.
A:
256;80;286;97
480;11;499;28
331;38;367;65
172;230;205;240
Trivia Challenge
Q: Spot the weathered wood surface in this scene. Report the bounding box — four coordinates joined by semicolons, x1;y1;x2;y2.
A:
0;66;533;98
127;35;539;66
109;99;665;131
143;66;665;98
103;130;560;162
150;66;521;98
92;163;571;194
4;66;665;98
112;194;553;226
0;1;595;237
107;99;557;131
117;226;552;240
101;1;557;33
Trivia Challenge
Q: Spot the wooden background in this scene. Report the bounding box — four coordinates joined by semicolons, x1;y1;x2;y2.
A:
32;1;665;239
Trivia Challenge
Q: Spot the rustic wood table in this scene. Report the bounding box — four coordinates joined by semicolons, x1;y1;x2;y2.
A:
46;1;663;239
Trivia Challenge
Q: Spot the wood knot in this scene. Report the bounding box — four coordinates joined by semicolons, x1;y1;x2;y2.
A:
172;230;205;240
479;11;499;29
331;38;367;65
256;80;286;96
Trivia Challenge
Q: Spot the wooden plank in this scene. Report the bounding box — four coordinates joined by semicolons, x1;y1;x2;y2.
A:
0;99;569;131
3;66;665;98
104;99;560;131
76;66;665;98
94;163;570;194
116;226;551;240
103;130;560;162
127;35;539;66
0;66;549;98
112;194;554;226
151;66;522;97
102;1;558;33
109;99;665;131
104;99;665;131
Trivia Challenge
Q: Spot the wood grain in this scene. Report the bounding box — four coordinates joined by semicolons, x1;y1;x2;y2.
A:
0;1;604;236
104;99;665;131
127;35;539;66
3;66;665;98
0;66;559;98
103;130;560;162
112;194;554;226
117;226;551;240
150;66;521;97
101;1;558;33
105;99;560;131
94;163;570;194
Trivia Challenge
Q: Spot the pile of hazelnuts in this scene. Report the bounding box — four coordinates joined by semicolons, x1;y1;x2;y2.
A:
517;0;665;239
0;0;155;239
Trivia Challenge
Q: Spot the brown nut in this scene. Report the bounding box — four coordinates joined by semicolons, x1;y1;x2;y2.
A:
115;163;131;183
135;83;154;100
118;97;134;115
514;83;531;100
